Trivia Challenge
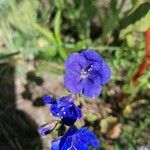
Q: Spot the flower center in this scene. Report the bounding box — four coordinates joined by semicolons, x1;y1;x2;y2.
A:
80;65;93;79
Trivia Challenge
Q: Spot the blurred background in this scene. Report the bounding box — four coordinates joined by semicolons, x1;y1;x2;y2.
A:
0;0;150;149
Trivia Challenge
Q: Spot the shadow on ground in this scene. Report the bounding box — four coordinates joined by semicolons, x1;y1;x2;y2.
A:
0;63;42;150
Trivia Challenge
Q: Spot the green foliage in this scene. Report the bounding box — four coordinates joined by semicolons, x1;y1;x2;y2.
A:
101;0;119;40
54;10;62;43
122;132;137;150
32;22;56;43
120;2;150;38
0;0;150;149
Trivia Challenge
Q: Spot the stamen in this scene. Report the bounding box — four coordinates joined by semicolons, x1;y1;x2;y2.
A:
80;65;93;79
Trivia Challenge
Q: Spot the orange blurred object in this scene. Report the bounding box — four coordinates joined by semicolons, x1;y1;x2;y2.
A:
132;28;150;85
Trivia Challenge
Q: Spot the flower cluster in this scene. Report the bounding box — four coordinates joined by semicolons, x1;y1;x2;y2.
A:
38;49;111;150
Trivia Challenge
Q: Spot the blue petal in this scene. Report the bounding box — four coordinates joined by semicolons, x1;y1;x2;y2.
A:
38;126;51;136
81;50;104;63
60;127;99;150
38;122;58;137
74;106;82;119
64;126;78;136
51;139;61;150
60;126;78;148
50;96;81;125
61;136;72;150
82;78;102;98
73;138;89;150
54;104;74;118
62;137;88;150
77;127;100;148
50;104;63;117
53;126;100;150
61;116;77;126
89;70;102;85
51;104;69;118
64;73;83;94
65;53;87;73
61;107;78;126
43;96;56;104
59;95;74;107
100;62;111;85
58;106;75;117
90;60;111;85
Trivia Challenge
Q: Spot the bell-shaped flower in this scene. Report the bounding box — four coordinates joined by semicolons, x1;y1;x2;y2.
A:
43;95;82;126
51;126;100;150
38;121;58;136
64;49;111;98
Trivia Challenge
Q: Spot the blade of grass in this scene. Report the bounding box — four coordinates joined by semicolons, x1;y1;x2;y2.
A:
15;138;23;150
54;10;68;59
32;22;56;43
0;123;17;149
54;10;62;43
0;51;19;59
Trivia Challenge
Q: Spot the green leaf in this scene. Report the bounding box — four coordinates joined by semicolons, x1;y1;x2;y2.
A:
0;0;11;17
0;51;19;59
57;46;68;60
32;22;56;43
120;2;150;38
49;0;65;10
102;0;119;39
38;47;57;59
54;10;62;43
54;10;68;59
115;141;121;150
122;132;137;150
13;34;24;48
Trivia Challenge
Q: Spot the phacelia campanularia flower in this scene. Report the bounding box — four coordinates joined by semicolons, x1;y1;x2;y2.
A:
51;126;100;150
43;95;82;126
64;49;111;98
38;121;58;136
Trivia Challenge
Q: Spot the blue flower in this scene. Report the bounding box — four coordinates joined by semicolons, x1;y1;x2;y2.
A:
51;126;100;150
64;49;111;98
43;95;82;126
38;121;58;136
38;125;51;136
